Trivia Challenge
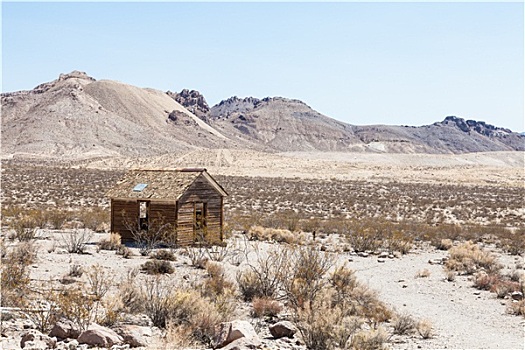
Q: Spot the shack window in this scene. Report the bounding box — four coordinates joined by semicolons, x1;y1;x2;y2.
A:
139;201;149;230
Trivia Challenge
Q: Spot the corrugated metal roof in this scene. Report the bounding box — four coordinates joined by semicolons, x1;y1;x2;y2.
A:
106;168;227;200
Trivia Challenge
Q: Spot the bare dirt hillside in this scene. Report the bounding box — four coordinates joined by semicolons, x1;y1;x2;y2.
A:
1;71;239;160
2;71;523;161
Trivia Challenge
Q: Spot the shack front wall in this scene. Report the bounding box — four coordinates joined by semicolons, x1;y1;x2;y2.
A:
176;174;223;246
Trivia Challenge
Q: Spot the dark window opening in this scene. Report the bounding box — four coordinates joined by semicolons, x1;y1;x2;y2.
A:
139;201;149;230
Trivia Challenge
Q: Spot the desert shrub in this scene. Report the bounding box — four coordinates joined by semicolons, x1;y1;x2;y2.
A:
1;250;31;307
349;327;389;350
445;241;501;275
416;319;434;339
415;269;431;278
507;300;525;316
151;249;176;261
184;245;208;269
97;232;121;251
280;245;334;309
473;272;500;291
25;297;60;333
9;215;37;241
330;265;358;305
493;280;519;299
86;264;112;300
236;270;265;302
47;209;71;229
435;238;453;250
392;313;416;335
164;322;196;349
116;244;133;258
139;277;174;328
138;276;228;344
295;296;342;350
141;260;174;275
251;297;282;318
118;269;142;314
98;293;124;327
203;262;235;298
68;264;83;277
8;241;38;266
121;212;174;255
61;229;93;254
79;207;108;232
345;219;384;252
445;270;456;282
247;225;274;241
236;246;290;301
206;244;230;262
54;287;96;331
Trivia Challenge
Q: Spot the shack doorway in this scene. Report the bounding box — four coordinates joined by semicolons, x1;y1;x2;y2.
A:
194;202;207;241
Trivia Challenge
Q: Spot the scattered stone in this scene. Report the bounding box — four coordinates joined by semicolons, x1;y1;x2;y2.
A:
20;330;57;349
358;252;369;258
77;323;123;347
378;252;389;258
269;321;296;339
428;258;444;265
114;325;151;347
473;291;481;296
49;318;81;339
220;337;260;350
377;258;386;263
511;291;523;301
388;254;395;259
214;320;261;349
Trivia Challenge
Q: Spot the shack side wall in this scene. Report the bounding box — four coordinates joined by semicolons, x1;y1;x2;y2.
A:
111;199;177;242
111;199;139;241
177;174;224;246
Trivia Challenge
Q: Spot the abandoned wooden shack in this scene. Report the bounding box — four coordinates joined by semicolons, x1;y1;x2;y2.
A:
106;168;227;246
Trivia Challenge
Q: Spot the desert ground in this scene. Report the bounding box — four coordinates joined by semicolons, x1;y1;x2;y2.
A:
1;150;524;350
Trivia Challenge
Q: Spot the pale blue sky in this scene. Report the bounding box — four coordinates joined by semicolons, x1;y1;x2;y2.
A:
2;1;524;131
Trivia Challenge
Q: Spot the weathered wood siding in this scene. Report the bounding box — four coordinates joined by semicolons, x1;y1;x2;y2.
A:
177;173;223;245
111;199;139;241
149;201;177;243
110;172;224;246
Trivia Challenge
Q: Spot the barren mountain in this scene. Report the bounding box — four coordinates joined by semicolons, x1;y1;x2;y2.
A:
1;71;241;160
2;71;523;161
206;96;524;154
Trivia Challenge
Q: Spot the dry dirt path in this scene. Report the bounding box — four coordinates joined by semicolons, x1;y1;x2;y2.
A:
342;249;524;349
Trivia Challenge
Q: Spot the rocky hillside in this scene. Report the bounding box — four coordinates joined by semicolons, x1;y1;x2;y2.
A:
2;71;523;161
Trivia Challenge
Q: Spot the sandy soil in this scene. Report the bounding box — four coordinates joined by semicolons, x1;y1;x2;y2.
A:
1;230;523;350
83;150;525;187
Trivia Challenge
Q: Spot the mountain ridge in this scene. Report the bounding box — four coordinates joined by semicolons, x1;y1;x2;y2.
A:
2;71;523;160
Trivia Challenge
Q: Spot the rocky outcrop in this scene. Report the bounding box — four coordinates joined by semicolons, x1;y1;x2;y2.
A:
214;320;261;349
77;323;123;347
49;318;81;339
20;330;57;349
269;321;297;339
113;325;151;347
167;89;210;122
438;116;514;136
